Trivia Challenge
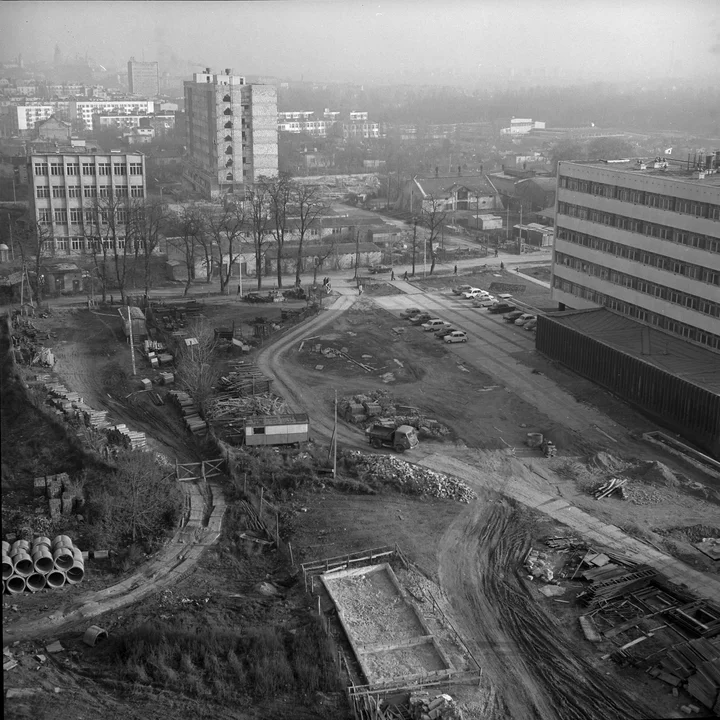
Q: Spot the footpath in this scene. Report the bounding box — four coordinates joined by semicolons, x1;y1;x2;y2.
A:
420;453;720;604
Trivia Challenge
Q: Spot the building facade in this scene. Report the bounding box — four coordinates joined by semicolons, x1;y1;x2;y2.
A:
184;68;278;199
69;99;156;130
11;105;55;132
552;159;720;352
28;152;147;257
128;59;160;97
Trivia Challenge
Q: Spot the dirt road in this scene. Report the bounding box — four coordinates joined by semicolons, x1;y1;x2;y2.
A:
438;493;653;720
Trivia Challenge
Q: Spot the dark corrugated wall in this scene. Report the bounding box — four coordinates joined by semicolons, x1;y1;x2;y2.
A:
536;315;720;459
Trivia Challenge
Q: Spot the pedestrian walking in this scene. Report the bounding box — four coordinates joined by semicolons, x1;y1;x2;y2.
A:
391;270;395;281
358;284;363;295
454;265;458;275
403;271;408;281
237;284;241;296
500;262;504;270
495;249;499;257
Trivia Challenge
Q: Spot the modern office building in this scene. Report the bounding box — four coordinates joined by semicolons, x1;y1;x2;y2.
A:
127;58;160;97
10;105;55;132
552;158;720;352
183;68;278;199
28;152;147;256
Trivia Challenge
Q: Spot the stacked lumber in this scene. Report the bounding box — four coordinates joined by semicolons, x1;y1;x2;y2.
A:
579;566;657;606
408;692;460;719
159;372;174;385
83;408;110;429
665;600;720;638
169;390;207;435
107;424;147;451
143;340;166;353
217;363;272;397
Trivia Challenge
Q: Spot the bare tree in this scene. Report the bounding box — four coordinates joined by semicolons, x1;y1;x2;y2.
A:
166;205;203;296
247;180;273;290
418;196;448;275
312;237;337;284
11;214;53;302
174;318;219;413
265;175;292;289
292;182;327;285
200;202;248;295
128;198;168;299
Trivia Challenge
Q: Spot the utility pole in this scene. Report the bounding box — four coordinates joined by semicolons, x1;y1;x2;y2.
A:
333;389;337;478
506;202;510;241
7;213;14;260
127;305;137;376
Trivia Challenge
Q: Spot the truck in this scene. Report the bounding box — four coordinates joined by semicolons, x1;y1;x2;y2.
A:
365;424;419;453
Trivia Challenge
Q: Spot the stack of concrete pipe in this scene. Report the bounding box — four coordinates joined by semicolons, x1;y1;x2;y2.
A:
2;535;84;595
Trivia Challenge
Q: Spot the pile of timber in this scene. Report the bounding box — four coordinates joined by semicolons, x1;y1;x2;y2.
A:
593;476;628;499
205;392;288;421
169;390;207;435
106;424;147;451
216;363;271;396
651;637;720;711
237;500;274;544
159;371;175;385
579;565;657;606
408;692;461;719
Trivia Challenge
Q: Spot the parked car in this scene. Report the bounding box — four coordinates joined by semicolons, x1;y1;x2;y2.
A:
489;302;517;314
368;265;391;274
452;284;474;296
524;318;537;331
504;310;525;323
444;330;468;343
400;307;422;319
421;318;451;332
462;288;491;300
515;313;536;326
472;295;497;308
409;313;433;325
436;326;460;339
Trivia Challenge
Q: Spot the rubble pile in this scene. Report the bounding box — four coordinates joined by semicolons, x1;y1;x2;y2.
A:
205;392;287;421
524;548;555;582
407;692;462;719
345;451;475;503
33;472;78;519
9;315;55;367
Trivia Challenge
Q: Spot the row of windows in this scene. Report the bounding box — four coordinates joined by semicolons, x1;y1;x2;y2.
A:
39;208;131;225
35;162;142;176
559;175;720;221
557;202;720;254
42;237;132;253
552;276;720;351
556;228;720;286
554;251;720;319
37;185;144;199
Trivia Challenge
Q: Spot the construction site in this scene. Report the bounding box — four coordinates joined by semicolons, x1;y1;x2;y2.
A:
2;265;720;720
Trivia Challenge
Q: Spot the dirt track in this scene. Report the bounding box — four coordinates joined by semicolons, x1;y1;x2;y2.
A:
438;494;654;720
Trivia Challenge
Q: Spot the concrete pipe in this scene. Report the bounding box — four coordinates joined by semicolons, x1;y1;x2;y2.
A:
2;554;13;580
52;535;73;548
6;575;27;594
32;536;52;550
26;572;47;592
12;550;34;577
1;540;10;555
32;547;55;574
53;546;74;571
46;569;66;589
82;625;108;647
11;540;31;555
66;558;85;585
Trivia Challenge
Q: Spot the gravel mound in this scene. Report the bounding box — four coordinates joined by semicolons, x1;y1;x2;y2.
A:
633;460;679;488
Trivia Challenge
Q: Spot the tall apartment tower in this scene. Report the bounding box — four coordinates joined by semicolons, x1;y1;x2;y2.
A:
28;152;147;257
552;158;720;352
128;58;160;97
183;68;278;199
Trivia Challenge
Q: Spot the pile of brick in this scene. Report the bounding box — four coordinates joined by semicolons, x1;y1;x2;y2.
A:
33;473;77;519
347;451;475;503
408;692;461;719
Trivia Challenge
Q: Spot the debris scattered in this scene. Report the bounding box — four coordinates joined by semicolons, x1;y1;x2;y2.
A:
593;477;628;499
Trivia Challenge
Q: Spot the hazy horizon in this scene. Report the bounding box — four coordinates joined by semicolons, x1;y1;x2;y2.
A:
2;0;720;86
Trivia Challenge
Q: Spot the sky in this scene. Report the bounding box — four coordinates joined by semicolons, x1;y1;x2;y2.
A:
2;0;719;85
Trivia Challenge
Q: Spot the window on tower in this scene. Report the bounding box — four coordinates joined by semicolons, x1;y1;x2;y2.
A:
223;94;231;102
224;121;232;128
226;172;233;181
225;146;233;154
224;108;232;115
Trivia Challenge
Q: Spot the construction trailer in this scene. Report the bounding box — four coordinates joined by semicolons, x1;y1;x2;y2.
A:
243;413;309;446
117;306;148;340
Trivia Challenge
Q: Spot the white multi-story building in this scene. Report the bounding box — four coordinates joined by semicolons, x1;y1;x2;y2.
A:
184;68;278;199
11;105;55;132
69;99;156;130
277;108;379;139
552;158;720;352
28;152;147;256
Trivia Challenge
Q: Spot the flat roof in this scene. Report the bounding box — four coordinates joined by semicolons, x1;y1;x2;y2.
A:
564;159;720;187
545;308;720;395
